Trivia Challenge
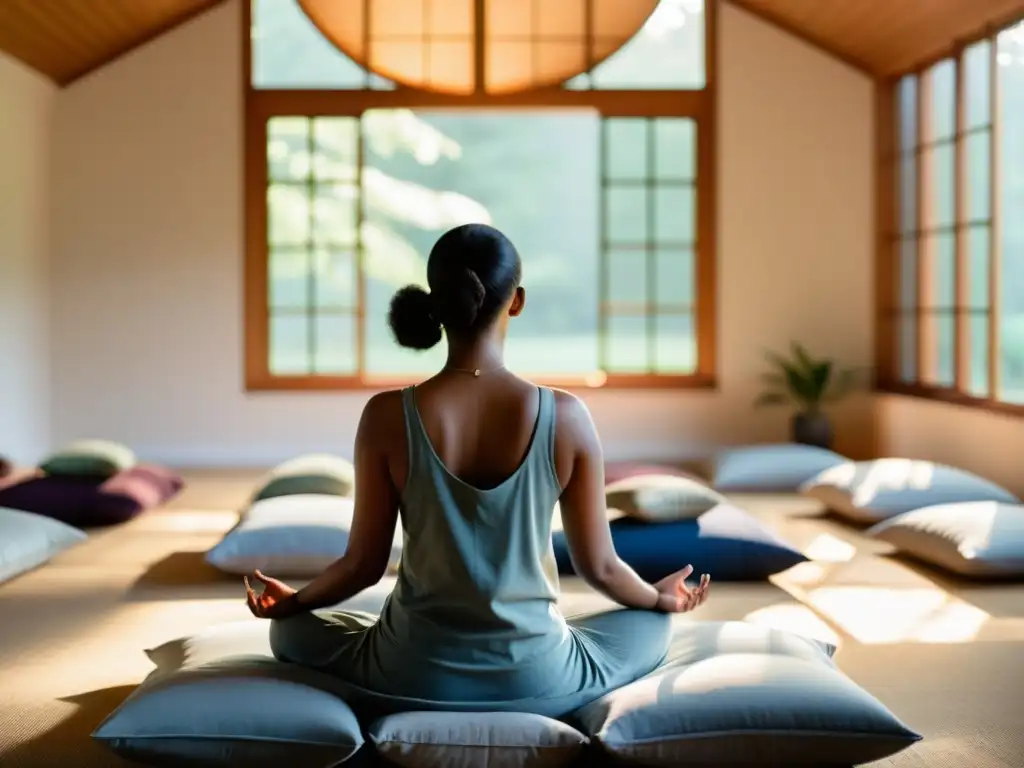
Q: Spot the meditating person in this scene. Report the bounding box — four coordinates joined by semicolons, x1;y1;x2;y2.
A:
244;222;711;715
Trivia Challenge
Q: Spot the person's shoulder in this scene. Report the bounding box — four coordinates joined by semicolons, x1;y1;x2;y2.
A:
360;388;407;431
547;387;596;431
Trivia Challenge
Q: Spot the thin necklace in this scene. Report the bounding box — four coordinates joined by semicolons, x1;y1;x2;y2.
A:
443;363;505;378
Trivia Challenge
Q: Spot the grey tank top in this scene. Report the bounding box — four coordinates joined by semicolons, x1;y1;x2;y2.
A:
370;385;570;700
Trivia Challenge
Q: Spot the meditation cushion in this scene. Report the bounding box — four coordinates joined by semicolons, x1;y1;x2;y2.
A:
253;453;355;502
93;621;365;767
868;501;1024;577
711;443;847;492
0;506;87;584
552;503;806;581
604;461;703;485
0;465;184;527
573;620;920;766
207;494;402;576
801;458;1019;525
606;474;724;522
40;438;136;480
370;711;588;768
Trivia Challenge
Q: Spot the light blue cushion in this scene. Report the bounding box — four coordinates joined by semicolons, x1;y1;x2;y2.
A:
868;501;1024;577
206;494;402;576
801;459;1019;524
370;711;588;768
93;620;364;767
712;443;847;492
573;621;920;766
0;506;87;584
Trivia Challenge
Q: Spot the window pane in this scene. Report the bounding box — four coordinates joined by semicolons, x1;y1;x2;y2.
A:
268;117;311;181
969;313;990;396
965;40;992;129
922;143;955;228
269;314;310;374
313;314;357;374
314;250;356;310
606;187;649;243
998;23;1024;402
899;238;917;308
899;154;917;234
926;59;956;142
898;75;918;153
565;0;705;90
966;130;991;222
607;248;648;304
360;110;603;377
606;315;649;372
653;119;696;181
312;185;359;246
605;119;649;181
968;226;990;310
922;314;955;386
654;314;695;373
899;313;917;382
269;248;310;310
268;184;311;245
654;186;695;244
312;119;359;182
654;248;694;307
926;232;955;310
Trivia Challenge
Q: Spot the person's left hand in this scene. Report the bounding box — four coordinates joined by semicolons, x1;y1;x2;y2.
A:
244;570;298;619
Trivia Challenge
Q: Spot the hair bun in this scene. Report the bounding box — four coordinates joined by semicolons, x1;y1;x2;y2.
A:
388;285;443;350
435;266;486;330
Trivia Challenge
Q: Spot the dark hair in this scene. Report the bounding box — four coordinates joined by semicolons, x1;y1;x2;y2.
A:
388;223;522;350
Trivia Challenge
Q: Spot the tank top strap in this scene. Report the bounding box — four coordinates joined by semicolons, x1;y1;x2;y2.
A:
527;386;561;493
400;386;431;480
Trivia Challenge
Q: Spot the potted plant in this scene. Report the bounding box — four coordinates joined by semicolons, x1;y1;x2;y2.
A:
754;342;862;450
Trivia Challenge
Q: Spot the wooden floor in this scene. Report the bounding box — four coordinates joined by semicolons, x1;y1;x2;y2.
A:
0;473;1022;767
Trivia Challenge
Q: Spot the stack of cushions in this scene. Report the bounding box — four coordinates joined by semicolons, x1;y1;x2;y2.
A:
93;619;919;767
553;469;806;581
868;501;1024;578
0;506;87;585
206;494;402;576
0;440;184;527
252;453;355;502
800;458;1019;525
711;443;847;492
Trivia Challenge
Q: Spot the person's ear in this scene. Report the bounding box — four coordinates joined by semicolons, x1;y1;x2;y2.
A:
508;286;526;317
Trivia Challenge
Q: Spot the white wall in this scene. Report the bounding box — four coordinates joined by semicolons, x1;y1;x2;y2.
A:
0;53;54;464
49;1;875;467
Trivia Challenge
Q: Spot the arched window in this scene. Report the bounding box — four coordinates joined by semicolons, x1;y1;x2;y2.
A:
244;0;716;389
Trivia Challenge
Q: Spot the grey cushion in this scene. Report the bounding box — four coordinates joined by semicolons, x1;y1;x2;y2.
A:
712;443;847;492
207;494;402;576
40;439;136;480
370;711;588;768
573;621;919;766
93;620;364;767
868;501;1024;577
801;458;1019;524
0;506;87;584
606;475;724;522
254;453;355;501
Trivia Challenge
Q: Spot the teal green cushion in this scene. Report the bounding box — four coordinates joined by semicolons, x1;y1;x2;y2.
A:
40;439;136;479
254;454;355;501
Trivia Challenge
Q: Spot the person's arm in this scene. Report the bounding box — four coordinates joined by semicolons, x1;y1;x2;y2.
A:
291;392;402;612
554;392;667;610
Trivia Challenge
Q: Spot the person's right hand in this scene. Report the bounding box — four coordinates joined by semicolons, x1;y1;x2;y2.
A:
653;565;710;613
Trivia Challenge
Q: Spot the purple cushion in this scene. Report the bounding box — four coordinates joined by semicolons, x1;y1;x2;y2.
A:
0;465;184;527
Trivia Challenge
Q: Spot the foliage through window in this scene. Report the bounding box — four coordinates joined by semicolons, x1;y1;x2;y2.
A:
882;20;1024;408
246;0;714;388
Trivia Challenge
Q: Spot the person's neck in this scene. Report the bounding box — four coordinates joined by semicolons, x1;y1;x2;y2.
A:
444;338;505;374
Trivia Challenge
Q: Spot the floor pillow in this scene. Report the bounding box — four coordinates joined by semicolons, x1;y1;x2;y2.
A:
0;506;87;585
0;466;184;527
604;462;704;485
369;711;588;768
572;621;920;766
711;443;847;492
253;453;356;502
606;475;724;523
206;494;402;576
868;501;1024;578
552;503;806;582
801;458;1019;525
39;439;136;480
93;620;365;767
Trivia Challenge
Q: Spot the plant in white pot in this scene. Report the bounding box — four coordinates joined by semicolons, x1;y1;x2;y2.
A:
754;343;862;450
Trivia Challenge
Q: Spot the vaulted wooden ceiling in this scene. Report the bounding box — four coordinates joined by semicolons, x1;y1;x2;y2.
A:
1;0;1023;87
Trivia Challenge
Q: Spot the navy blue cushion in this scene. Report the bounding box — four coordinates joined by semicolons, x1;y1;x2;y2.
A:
553;503;807;582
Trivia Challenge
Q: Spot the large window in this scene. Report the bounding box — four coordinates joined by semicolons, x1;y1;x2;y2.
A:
245;0;716;389
880;20;1024;410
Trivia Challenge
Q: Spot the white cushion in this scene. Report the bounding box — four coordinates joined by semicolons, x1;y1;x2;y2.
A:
93;621;364;767
712;443;847;492
206;494;402;576
606;475;724;522
370;711;588;768
573;621;920;766
800;459;1019;524
0;506;87;584
868;501;1024;577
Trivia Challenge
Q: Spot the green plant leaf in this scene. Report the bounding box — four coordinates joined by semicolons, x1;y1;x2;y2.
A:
753;391;790;408
791;341;817;377
810;361;832;401
759;371;787;388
